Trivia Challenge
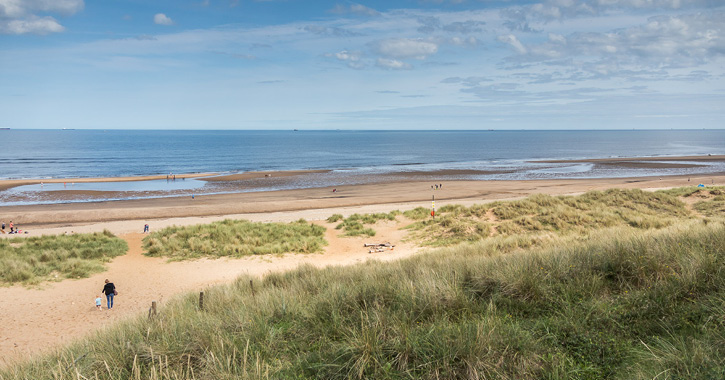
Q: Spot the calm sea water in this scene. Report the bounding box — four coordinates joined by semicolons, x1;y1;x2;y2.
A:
1;129;723;180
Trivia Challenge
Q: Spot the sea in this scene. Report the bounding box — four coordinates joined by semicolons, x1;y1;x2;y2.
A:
1;129;723;205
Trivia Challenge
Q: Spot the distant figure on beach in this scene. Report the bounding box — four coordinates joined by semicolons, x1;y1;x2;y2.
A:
95;295;103;311
1;221;4;233
333;188;337;193
439;183;442;189
9;221;14;233
102;279;116;310
143;224;149;233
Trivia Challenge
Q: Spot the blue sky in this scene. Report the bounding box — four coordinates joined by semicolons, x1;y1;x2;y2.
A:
1;0;723;130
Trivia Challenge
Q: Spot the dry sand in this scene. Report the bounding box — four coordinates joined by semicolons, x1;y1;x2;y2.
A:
1;167;724;368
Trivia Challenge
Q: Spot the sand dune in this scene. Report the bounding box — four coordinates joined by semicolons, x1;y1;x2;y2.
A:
1;170;724;367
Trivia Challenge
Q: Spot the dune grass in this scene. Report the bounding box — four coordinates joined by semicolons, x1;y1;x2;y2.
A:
0;230;128;285
142;219;327;260
4;220;725;379
405;188;693;246
332;211;401;237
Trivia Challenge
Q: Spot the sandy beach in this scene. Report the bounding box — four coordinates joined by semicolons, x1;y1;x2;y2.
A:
1;158;724;368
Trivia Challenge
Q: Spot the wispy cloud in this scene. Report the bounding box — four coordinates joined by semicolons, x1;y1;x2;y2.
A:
329;3;380;17
0;0;84;34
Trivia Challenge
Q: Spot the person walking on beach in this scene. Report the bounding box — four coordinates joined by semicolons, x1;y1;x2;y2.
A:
1;221;4;234
143;224;149;233
102;279;116;310
95;295;103;311
9;221;13;234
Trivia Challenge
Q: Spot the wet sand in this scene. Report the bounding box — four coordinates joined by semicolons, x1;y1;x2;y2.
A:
0;173;215;192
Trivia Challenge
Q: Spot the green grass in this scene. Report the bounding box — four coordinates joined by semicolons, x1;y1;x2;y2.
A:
0;230;128;285
142;219;327;260
657;186;725;218
4;221;725;379
406;188;694;246
334;211;400;237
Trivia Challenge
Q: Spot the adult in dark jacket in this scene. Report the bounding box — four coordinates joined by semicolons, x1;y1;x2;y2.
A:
102;279;116;310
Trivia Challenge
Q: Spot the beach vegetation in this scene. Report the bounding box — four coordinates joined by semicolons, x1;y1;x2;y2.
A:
326;214;344;223
405;188;694;246
402;206;430;220
142;219;326;260
5;221;725;379
334;211;400;237
0;230;127;285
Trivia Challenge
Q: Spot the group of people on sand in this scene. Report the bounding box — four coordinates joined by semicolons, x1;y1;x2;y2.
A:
431;183;443;190
1;220;20;234
95;279;117;311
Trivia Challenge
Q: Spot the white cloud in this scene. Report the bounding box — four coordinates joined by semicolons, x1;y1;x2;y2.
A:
373;38;438;60
303;25;361;37
0;0;84;18
329;3;380;16
2;15;63;34
509;12;725;71
154;13;174;26
0;0;83;34
498;34;527;54
334;50;361;61
328;49;366;69
376;58;412;70
502;0;721;25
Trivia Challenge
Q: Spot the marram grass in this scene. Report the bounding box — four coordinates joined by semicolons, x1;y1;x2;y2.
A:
332;211;400;237
142;219;327;260
4;220;725;379
0;230;127;285
406;188;696;246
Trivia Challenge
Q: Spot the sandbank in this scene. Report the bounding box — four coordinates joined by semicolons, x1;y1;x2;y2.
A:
533;154;725;164
0;173;215;192
201;169;329;181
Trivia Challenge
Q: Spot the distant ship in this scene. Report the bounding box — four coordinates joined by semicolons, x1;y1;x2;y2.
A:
0;127;9;130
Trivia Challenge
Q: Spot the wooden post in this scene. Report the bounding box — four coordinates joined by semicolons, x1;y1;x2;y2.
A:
148;301;157;320
250;280;255;298
199;291;204;311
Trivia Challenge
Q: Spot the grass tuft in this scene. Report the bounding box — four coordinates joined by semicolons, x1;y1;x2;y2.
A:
334;211;400;237
142;219;327;260
0;231;127;285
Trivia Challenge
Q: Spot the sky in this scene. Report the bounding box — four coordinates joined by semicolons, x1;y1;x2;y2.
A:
0;0;723;130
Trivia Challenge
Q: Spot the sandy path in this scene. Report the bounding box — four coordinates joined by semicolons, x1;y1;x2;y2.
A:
0;218;421;368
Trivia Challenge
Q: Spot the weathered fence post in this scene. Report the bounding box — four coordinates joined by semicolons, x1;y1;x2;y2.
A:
250;280;256;298
199;291;204;311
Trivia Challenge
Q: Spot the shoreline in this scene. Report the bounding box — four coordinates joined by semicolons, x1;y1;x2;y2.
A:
1;154;724;209
0;172;216;192
531;154;725;163
1;172;723;231
1;170;724;368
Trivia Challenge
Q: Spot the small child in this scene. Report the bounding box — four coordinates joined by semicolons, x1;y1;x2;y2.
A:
95;295;103;310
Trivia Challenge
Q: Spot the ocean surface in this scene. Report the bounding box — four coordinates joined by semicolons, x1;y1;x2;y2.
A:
1;129;724;205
